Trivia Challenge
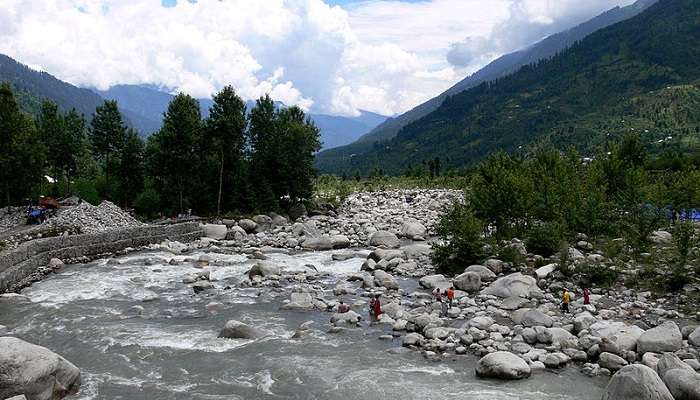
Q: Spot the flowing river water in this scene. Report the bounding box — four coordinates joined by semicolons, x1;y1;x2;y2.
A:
1;249;608;399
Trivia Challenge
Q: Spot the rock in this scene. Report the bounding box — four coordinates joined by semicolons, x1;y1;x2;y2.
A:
203;224;227;240
288;203;307;220
238;219;258;233
453;271;481;293
484;259;504;274
649;230;673;245
521;327;538;344
603;364;674;400
369;231;400;249
330;311;362;326
689;326;700;347
374;270;400;290
599;352;628;371
252;215;272;232
0;337;81;400
219;320;268;339
573;312;597;334
418;274;451;290
637;322;682;355
226;225;247;241
192;281;213;293
403;332;424;347
0;293;30;304
424;327;450;340
331;235;351;249
589;321;645;352
642;352;662;370
475;351;531;380
656;353;695;378
662;368;700;400
48;258;65;270
280;292;315;310
400;221;427;240
465;265;497;281
247;261;281;279
501;296;530;311
206;302;225;313
549;327;577;348
480;273;542;298
520;309;553;328
467;316;495;330
535;263;557;279
302;236;334;251
535;326;553;344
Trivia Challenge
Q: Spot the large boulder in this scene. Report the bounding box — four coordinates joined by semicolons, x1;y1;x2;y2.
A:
475;351;531;380
226;225;247;241
599;352;628;371
330;310;361;326
480;273;542;298
464;265;497;282
656;353;695;379
302;236;334;251
280;292;315;311
637;322;682;355
589;321;645;352
535;263;557;279
688;326;700;347
369;231;400;249
374;270;400;290
602;364;674;400
453;271;481;293
219;320;268;339
662;368;700;400
0;337;81;400
573;312;597;334
519;309;553;328
253;215;272;232
400;221;427;240
238;219;258;233
418;274;451;290
247;261;281;280
331;235;351;249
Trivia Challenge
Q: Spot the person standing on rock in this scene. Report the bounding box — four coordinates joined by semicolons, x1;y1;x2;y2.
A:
446;286;455;308
582;287;590;305
562;289;571;313
338;301;350;313
433;288;443;303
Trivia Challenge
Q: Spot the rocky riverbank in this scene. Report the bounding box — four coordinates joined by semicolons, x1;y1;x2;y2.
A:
2;189;699;399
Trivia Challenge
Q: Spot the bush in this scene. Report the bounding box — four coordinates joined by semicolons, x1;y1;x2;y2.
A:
526;221;566;257
577;262;619;288
134;183;162;220
432;204;486;276
497;245;527;265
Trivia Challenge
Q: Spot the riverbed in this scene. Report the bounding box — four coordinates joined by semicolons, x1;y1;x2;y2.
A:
0;249;607;399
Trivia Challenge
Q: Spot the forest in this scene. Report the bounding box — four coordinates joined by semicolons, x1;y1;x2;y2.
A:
0;83;320;218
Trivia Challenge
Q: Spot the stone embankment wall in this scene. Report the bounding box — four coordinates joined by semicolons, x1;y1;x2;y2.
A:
0;222;203;293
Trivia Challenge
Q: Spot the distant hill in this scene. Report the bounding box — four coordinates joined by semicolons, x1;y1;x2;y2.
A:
317;0;659;171
317;0;700;175
99;84;387;149
0;54;154;133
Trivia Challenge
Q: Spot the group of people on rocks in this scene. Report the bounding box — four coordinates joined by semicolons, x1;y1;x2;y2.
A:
561;287;591;313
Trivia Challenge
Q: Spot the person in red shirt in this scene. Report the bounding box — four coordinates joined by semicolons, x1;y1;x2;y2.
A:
371;294;382;321
446;286;455;308
338;301;350;313
583;287;591;305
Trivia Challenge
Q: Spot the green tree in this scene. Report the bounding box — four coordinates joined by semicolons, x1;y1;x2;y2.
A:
247;95;279;210
276;106;321;203
0;83;44;206
62;109;87;192
204;86;247;215
148;93;202;213
90;100;126;177
37;101;65;193
116;129;145;207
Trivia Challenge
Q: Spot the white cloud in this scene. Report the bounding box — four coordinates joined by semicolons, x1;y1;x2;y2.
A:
0;0;638;117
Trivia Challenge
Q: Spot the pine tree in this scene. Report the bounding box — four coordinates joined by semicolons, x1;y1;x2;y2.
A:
37;101;65;191
116;129;145;207
90;100;126;176
204;86;246;215
149;93;202;213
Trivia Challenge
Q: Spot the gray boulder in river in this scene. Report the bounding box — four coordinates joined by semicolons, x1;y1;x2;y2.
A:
480;273;542;298
368;231;400;249
218;320;268;339
661;368;700;400
247;261;281;279
0;337;81;400
602;364;673;400
475;351;531;380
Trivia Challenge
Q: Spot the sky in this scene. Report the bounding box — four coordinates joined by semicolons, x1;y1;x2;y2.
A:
0;0;637;116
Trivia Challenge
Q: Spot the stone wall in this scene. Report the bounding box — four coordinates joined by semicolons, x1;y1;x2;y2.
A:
0;222;203;293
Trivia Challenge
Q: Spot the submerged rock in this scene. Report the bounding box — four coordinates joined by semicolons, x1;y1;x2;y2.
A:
218;320;268;339
0;337;81;400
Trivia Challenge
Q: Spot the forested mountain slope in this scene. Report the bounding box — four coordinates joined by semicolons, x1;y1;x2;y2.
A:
316;0;659;172
318;0;700;175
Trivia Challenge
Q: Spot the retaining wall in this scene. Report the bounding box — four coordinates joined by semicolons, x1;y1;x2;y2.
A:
0;222;203;293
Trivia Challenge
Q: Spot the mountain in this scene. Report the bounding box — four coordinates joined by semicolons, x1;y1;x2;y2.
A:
99;84;387;149
0;54;154;133
318;0;700;175
316;0;659;171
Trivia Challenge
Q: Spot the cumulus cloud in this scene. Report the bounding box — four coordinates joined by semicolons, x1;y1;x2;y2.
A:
0;0;637;116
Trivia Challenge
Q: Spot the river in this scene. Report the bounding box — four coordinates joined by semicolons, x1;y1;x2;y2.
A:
0;249;607;399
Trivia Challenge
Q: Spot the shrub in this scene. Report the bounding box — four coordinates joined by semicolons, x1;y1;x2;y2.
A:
432;204;486;276
497;245;526;265
577;262;619;288
526;221;566;257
